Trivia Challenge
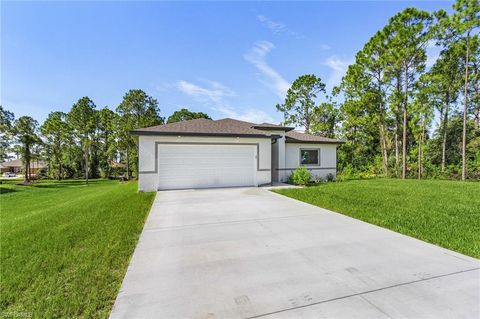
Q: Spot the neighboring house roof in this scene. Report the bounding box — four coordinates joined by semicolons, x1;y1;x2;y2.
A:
131;118;343;143
0;159;48;169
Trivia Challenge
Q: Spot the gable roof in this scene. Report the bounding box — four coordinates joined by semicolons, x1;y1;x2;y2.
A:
131;118;343;143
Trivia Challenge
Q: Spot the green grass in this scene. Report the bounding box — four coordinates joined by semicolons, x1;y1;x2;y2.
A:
0;179;155;318
273;179;480;258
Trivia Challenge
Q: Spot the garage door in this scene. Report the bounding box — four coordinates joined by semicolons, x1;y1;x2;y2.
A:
157;144;256;190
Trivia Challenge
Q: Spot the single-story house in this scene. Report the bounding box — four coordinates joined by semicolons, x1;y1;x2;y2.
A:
0;158;48;175
131;118;343;191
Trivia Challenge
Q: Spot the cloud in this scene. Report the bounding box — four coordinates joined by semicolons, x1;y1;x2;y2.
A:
175;79;275;124
319;44;332;51
323;55;353;88
256;15;304;39
176;80;235;103
244;41;290;99
212;105;275;124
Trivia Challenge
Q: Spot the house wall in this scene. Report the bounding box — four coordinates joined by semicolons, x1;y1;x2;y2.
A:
281;143;338;182
138;135;272;192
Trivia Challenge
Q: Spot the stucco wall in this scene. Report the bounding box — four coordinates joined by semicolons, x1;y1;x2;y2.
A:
281;143;338;182
138;135;272;191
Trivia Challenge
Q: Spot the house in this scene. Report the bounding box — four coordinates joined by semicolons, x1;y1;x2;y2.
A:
131;118;343;191
0;158;48;175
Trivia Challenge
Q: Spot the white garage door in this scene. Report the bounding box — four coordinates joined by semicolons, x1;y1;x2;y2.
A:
157;144;256;190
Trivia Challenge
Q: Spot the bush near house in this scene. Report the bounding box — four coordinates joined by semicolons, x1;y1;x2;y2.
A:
289;166;312;186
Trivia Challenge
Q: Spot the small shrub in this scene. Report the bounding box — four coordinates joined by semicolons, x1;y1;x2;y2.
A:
291;166;312;186
313;174;324;184
325;173;335;182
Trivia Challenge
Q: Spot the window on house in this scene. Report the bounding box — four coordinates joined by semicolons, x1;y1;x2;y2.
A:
300;149;319;165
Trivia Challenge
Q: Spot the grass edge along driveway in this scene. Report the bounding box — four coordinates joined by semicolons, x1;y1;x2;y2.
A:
273;179;480;259
0;179;155;319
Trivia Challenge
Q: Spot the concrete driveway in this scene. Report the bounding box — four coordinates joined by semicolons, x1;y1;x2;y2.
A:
110;187;479;319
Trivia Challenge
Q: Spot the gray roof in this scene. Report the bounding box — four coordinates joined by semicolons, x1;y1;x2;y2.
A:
131;118;343;143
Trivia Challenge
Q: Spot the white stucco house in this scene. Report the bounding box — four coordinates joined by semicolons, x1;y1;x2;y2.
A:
131;118;343;191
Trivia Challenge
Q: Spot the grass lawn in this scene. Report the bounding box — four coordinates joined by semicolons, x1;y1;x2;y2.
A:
0;179;155;318
273;179;480;258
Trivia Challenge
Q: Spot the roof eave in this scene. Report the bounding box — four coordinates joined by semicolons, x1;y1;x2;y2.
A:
251;125;295;132
285;139;345;144
130;130;279;139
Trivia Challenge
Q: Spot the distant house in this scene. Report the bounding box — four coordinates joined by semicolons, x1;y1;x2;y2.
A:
131;118;343;191
0;159;47;175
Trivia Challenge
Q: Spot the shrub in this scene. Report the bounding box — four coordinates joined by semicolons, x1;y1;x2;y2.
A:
290;166;312;186
325;173;335;182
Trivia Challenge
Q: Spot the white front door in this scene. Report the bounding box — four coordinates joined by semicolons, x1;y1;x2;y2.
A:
157;144;256;190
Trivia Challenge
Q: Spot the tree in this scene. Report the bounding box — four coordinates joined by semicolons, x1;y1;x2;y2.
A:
386;8;433;179
167;108;211;123
116;89;163;179
437;0;480;179
310;101;341;138
0;106;15;162
340;29;393;175
422;43;463;171
276;74;326;133
68;97;97;183
12;116;39;183
41;112;70;180
97;107;118;177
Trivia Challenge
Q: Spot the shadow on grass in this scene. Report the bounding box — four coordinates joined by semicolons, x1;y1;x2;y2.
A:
32;179;110;189
0;187;18;194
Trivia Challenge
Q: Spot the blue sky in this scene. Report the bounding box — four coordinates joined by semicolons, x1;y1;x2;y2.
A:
2;1;451;125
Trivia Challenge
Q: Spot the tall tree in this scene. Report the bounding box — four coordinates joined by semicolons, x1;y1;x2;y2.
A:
0;106;15;162
97;107;118;178
116;89;163;179
311;101;341;138
167;108;211;123
424;43;463;171
437;0;480;179
386;8;433;179
340;30;393;175
12;116;39;183
68;97;96;183
276;74;326;133
41;111;70;180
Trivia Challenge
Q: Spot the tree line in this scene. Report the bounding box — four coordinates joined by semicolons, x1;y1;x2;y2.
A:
277;0;479;180
0;90;210;183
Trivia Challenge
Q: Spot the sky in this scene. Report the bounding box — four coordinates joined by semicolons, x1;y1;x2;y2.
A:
1;1;452;125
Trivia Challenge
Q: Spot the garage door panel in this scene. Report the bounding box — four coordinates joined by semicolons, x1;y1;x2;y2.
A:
157;144;256;190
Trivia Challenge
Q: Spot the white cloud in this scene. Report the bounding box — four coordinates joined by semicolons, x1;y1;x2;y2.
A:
175;79;275;124
256;15;304;39
212;105;275;124
176;80;235;103
323;55;353;88
257;15;286;34
320;44;332;51
244;41;290;99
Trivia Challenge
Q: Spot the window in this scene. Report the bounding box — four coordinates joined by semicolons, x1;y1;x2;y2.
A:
300;149;319;165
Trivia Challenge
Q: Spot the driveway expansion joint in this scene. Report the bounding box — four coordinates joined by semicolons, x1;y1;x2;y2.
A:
144;213;321;232
245;267;480;319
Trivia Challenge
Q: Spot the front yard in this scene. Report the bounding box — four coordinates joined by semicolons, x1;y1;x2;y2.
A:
0;179;155;318
273;179;480;258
